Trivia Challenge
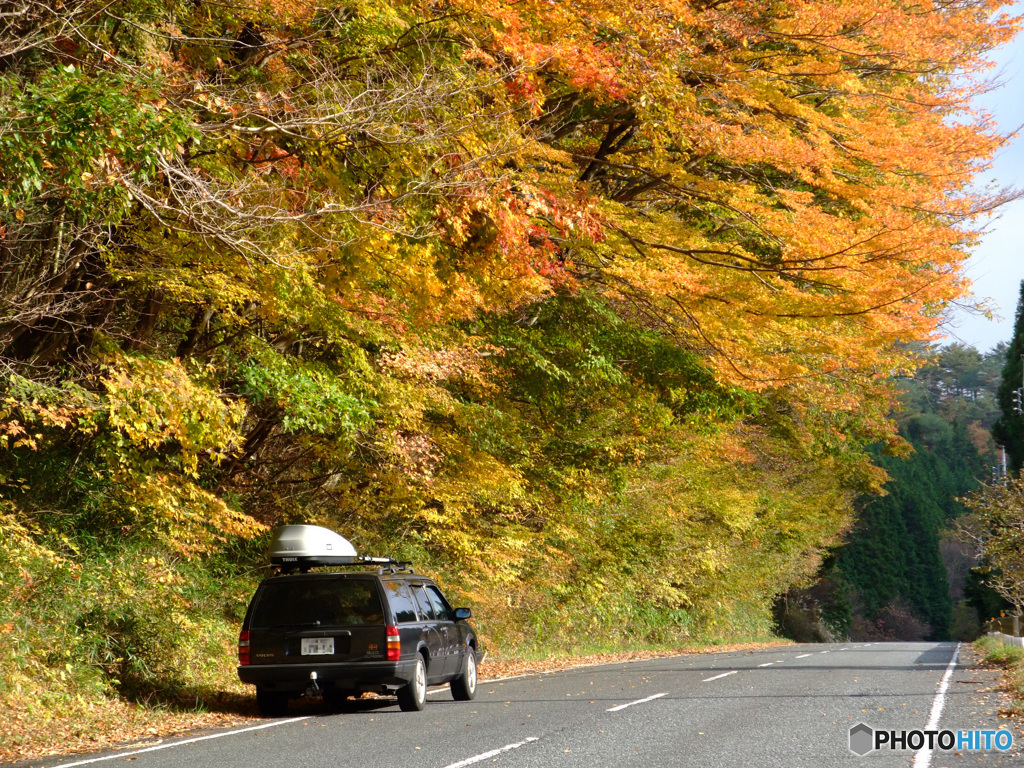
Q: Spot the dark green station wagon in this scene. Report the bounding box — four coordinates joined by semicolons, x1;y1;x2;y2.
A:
237;525;478;716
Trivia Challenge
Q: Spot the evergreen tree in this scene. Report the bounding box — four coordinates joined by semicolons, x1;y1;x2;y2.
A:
789;343;999;641
835;425;982;639
992;281;1024;474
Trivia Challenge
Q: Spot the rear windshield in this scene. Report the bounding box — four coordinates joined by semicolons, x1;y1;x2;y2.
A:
251;577;385;628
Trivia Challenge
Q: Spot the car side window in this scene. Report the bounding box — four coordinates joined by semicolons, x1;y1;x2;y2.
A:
384;581;419;623
412;584;435;620
426;585;454;622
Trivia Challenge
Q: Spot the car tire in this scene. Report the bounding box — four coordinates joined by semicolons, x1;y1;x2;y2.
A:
450;648;477;701
397;655;427;711
256;687;289;717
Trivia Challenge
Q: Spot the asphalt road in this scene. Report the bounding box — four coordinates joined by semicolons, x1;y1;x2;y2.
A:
22;642;1024;768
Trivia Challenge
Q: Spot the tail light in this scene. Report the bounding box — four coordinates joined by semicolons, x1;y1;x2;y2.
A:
238;629;250;665
386;626;401;661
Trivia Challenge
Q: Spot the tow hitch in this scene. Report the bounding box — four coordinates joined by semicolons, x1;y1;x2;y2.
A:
306;670;322;698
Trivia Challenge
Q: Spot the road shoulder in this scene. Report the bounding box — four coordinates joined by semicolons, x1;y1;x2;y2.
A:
929;643;1023;765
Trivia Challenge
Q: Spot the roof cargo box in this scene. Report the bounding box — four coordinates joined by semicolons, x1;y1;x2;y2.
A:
268;525;357;568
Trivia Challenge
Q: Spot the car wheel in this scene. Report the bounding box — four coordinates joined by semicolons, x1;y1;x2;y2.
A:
450;648;477;701
256;687;289;717
397;655;427;711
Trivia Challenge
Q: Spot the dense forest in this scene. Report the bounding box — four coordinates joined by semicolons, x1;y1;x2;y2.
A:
776;344;1005;642
0;0;1018;756
962;283;1024;621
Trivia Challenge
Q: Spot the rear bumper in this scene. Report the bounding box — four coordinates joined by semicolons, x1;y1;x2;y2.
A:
238;659;417;694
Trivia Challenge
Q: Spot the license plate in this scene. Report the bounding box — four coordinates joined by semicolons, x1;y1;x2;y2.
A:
301;637;335;656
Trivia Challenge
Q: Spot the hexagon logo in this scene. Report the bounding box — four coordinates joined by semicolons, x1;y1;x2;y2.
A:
849;722;874;756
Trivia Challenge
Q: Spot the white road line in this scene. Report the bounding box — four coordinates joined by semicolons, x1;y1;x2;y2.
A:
912;643;961;768
51;718;310;767
606;692;668;712
479;655;685;685
819;650;830;654
702;671;738;682
758;662;774;667
442;737;540;768
477;643;793;686
795;654;811;659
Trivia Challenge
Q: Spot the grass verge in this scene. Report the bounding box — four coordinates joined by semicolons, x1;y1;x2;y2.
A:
974;636;1024;717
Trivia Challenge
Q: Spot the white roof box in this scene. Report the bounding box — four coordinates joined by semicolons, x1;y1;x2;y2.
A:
268;525;357;568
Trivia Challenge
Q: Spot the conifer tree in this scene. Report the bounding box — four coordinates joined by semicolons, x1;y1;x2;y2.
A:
992;281;1024;474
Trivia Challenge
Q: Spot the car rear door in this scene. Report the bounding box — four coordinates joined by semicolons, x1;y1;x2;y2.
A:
383;579;432;667
424;584;461;676
410;583;447;681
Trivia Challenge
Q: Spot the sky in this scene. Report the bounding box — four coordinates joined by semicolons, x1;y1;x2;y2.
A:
946;29;1024;353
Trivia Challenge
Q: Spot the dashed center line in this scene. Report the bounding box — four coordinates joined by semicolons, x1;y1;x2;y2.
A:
758;662;775;667
606;692;668;712
795;653;811;659
703;671;738;682
442;737;541;768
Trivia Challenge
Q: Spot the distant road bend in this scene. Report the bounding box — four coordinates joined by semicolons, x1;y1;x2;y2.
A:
29;642;1020;768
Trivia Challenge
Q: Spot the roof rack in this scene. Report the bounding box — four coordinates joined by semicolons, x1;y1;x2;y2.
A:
273;556;415;575
356;556;416;574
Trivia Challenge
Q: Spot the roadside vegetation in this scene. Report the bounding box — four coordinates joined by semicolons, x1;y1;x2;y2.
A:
974;636;1024;719
1;0;1019;761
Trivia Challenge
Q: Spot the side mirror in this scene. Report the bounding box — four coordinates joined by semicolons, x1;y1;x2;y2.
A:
454;607;472;620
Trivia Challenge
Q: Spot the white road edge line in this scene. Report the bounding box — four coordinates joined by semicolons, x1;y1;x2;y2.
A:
795;654;811;659
441;737;541;768
912;643;960;768
702;671;738;682
51;717;310;768
606;692;668;712
758;662;774;667
479;643;793;686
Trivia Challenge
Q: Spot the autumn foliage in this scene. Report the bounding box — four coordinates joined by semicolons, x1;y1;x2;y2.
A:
0;0;1017;752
